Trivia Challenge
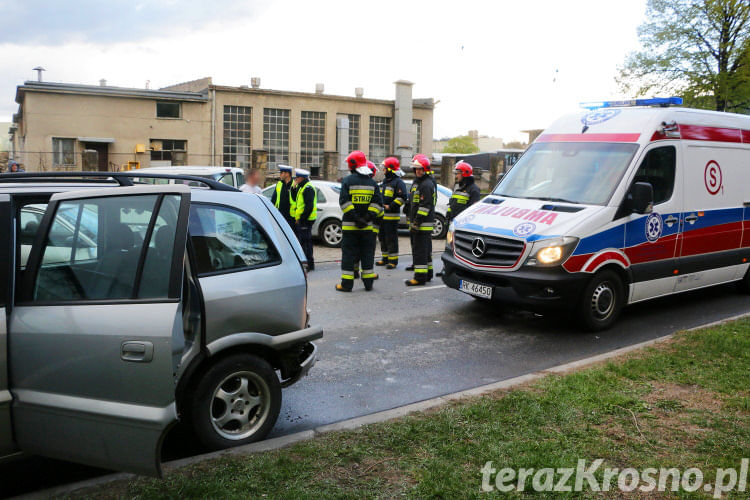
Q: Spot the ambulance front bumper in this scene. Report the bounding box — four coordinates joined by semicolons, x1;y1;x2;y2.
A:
441;251;588;310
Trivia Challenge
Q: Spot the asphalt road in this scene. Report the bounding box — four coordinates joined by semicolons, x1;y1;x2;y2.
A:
3;250;749;497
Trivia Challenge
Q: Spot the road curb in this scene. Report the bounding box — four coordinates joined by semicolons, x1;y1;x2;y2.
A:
23;311;749;499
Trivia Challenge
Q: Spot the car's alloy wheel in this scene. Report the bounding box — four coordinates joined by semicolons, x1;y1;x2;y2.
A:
321;219;343;247
210;370;271;441
189;354;281;450
432;215;447;239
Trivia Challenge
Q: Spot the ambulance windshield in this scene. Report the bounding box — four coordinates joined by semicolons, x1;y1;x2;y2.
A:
493;142;639;205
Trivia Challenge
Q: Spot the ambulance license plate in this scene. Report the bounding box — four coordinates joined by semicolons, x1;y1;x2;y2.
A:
459;280;492;299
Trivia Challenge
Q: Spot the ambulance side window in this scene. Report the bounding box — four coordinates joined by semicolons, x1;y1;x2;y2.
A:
632;146;676;205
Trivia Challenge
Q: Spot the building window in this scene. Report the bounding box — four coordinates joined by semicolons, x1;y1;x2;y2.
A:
53;138;75;166
368;116;391;163
223;105;251;169
156;101;181;119
412;119;423;153
300;111;325;176
150;139;187;166
348;114;360;152
263;108;290;169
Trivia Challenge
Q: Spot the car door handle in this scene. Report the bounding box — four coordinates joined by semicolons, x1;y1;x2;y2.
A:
121;341;154;363
664;215;678;227
684;214;699;224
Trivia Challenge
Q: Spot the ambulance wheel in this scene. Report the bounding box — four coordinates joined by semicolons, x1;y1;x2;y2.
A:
737;267;750;293
577;270;624;332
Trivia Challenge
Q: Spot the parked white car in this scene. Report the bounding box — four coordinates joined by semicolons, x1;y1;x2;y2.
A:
262;180;344;247
262;179;452;246
134;166;245;189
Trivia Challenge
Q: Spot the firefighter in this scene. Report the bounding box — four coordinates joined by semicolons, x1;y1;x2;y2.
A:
405;154;436;286
353;161;381;280
376;156;407;268
446;160;481;223
271;164;297;232
293;168;317;271
336;151;383;292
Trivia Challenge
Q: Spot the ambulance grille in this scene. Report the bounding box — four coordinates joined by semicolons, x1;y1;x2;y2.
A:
454;230;526;267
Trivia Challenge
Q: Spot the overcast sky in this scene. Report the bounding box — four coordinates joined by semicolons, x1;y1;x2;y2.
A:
0;0;647;142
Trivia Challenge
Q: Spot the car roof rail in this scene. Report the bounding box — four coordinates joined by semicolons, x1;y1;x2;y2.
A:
0;171;239;191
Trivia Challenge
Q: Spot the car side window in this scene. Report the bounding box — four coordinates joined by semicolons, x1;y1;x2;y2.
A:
32;194;180;302
236;172;245;187
632;146;676;205
316;188;326;204
189;204;280;276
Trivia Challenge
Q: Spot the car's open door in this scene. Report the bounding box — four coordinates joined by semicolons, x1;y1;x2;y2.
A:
9;185;190;476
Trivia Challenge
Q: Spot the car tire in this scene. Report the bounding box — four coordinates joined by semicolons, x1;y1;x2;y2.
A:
432;215;447;239
319;219;343;248
577;270;624;332
737;267;750;293
189;353;281;451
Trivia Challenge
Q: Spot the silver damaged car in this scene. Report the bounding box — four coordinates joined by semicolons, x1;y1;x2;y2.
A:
0;172;321;476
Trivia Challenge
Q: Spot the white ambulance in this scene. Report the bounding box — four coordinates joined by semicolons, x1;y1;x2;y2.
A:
441;98;750;330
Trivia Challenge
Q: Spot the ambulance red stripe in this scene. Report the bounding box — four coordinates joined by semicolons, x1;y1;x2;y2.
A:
680;221;744;256
678;124;743;143
583;251;630;273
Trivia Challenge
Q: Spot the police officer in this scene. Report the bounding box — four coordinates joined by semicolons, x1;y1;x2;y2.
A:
271;165;297;231
376;157;407;269
447;161;481;223
405;154;436;286
336;151;383;292
293;168;317;271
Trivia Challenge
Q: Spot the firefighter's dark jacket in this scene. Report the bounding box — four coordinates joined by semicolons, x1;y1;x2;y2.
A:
407;175;436;227
339;172;384;229
447;176;481;220
380;174;407;219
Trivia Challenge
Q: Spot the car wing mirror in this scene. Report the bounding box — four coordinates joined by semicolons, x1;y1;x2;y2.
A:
628;181;654;215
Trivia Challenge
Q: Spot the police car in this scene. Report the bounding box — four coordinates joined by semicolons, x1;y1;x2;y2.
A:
441;98;750;331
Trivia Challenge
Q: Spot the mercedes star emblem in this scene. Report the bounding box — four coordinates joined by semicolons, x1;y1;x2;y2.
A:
471;237;486;258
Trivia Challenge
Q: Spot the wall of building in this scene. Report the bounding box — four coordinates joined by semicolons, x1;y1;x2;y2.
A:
12;82;434;173
17;92;209;170
213;88;433;166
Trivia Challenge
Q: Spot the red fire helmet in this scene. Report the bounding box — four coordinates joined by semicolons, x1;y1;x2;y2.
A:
346;150;367;170
454;160;473;177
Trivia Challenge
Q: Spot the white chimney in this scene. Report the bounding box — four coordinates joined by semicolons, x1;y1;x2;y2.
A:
355;87;364;98
100;79;107;87
251;77;261;89
33;66;45;82
315;83;324;94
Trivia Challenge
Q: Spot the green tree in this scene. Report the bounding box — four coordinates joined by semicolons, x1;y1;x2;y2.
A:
441;135;479;154
617;0;750;112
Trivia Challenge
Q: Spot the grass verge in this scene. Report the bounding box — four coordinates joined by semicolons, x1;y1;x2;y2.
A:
73;318;749;499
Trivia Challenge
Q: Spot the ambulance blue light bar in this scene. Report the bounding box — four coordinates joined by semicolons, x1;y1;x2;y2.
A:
580;97;683;110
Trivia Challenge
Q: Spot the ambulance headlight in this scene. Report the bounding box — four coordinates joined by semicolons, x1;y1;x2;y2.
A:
537;246;563;264
525;237;579;267
446;223;455;247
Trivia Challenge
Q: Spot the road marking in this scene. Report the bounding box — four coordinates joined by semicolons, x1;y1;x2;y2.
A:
404;284;447;293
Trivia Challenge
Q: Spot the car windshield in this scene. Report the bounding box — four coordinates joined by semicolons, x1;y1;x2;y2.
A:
492;142;639;205
210;173;235;185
